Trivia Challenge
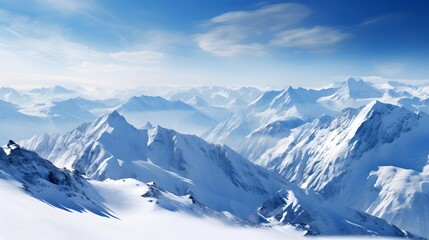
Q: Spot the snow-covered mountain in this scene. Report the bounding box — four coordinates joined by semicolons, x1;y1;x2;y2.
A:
169;86;263;112
29;85;78;98
117;95;217;135
205;78;429;156
183;96;233;122
0;97;117;143
256;101;429;238
0;99;49;143
0;87;32;105
20;111;410;237
42;99;95;122
204;86;335;148
237;117;307;162
21;111;279;219
317;78;383;111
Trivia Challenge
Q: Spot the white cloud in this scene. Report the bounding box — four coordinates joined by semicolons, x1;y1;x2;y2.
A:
359;15;391;26
0;9;165;89
196;3;347;56
271;27;348;48
196;26;264;56
210;3;310;31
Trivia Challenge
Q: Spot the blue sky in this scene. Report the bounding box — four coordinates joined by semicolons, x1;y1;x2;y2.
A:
0;0;428;89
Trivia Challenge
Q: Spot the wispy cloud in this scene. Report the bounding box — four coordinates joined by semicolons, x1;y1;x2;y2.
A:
0;9;165;88
270;27;348;48
196;3;347;56
196;26;265;56
209;3;310;31
359;15;393;27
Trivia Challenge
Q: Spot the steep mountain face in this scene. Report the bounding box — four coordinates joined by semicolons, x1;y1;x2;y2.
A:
0;140;110;216
255;189;414;238
20;111;409;237
117;95;217;135
257;101;429;238
204;86;335;148
237;117;307;162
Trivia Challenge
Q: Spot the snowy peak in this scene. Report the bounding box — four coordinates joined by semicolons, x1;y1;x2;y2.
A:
186;95;210;107
119;95;194;112
248;89;283;111
86;110;134;137
273;87;304;105
317;78;384;111
100;110;126;126
247;86;335;119
349;101;425;162
205;86;335;148
117;94;217;135
249;87;310;109
250;118;306;137
21;115;285;219
169;85;262;110
30;85;76;95
340;78;383;99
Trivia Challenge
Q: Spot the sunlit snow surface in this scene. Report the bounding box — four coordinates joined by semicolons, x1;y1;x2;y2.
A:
0;178;303;240
0;178;411;240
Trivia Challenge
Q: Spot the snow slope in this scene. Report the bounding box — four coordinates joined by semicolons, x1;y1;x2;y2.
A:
257;101;429;238
0;177;303;240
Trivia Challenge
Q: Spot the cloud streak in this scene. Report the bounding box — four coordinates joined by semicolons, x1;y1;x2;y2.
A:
271;27;348;48
196;3;348;56
0;9;166;88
